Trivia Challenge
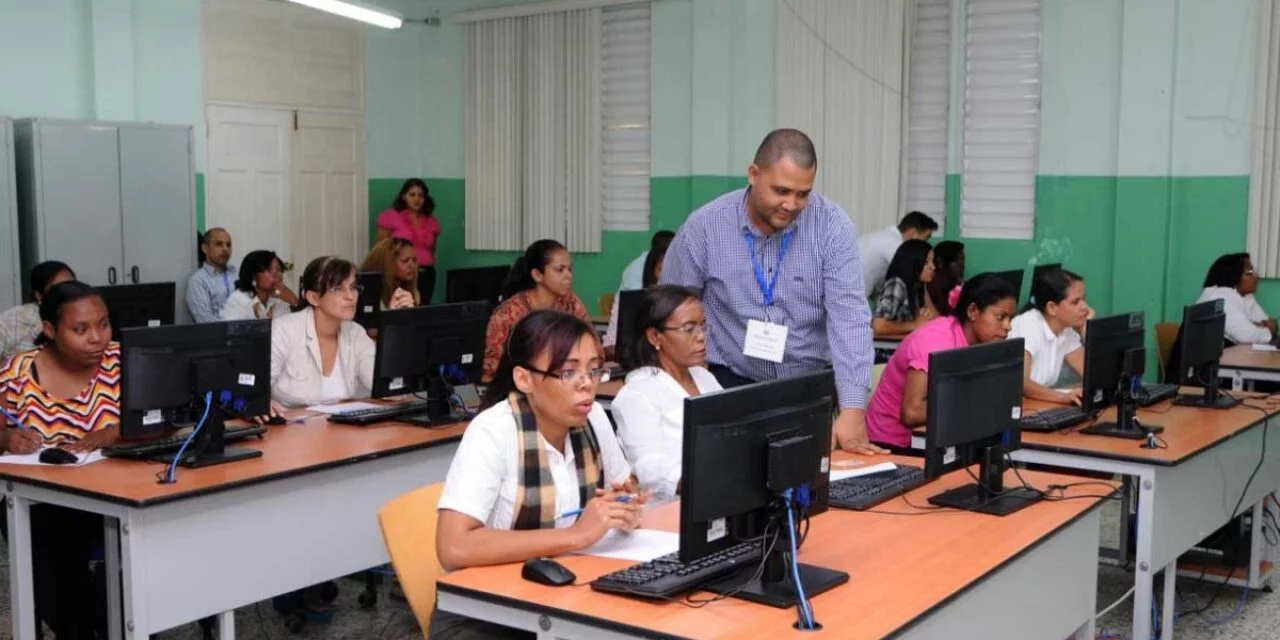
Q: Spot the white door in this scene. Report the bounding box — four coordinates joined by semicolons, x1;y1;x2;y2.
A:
205;105;293;268
293;110;367;269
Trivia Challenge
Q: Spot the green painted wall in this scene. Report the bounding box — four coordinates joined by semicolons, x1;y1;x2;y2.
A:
368;175;745;309
195;173;205;233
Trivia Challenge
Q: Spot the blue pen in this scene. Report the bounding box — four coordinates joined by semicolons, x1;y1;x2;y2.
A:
0;406;24;430
557;494;632;520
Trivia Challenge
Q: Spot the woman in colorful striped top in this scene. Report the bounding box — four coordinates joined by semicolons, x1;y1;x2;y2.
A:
0;280;118;638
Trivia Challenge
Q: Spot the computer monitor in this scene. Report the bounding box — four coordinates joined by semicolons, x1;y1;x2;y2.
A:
416;267;434;305
1173;299;1240;409
680;371;847;608
98;283;176;341
371;301;489;426
992;269;1025;301
923;339;1040;516
354;271;384;329
445;265;510;307
614;289;646;359
119;320;272;468
1080;311;1164;439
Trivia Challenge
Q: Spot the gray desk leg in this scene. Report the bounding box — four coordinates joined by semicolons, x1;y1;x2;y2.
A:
6;495;37;640
1162;564;1176;640
1132;472;1157;640
1118;477;1132;567
120;512;150;640
105;516;123;640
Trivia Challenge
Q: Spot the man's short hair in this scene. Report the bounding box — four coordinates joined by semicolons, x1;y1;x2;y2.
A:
752;129;817;170
898;212;938;233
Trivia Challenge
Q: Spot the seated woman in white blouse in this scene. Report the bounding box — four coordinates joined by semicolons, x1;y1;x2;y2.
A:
1009;268;1092;405
270;256;412;408
220;250;297;321
434;310;642;639
610;285;721;500
1196;253;1277;346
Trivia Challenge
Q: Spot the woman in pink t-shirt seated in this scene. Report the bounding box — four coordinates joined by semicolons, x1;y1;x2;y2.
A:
375;178;441;303
865;273;1019;450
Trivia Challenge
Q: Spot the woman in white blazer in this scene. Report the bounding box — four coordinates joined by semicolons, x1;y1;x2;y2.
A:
270;256;412;408
610;285;721;500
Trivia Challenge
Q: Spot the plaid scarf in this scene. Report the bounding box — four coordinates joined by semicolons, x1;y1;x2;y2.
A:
509;393;603;531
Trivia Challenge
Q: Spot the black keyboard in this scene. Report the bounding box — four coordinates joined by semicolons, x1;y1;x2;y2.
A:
103;425;266;459
590;542;762;599
829;465;928;510
1140;383;1179;406
1019;406;1090;432
326;401;431;426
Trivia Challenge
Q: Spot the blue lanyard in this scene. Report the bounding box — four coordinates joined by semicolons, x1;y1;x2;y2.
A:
744;230;794;307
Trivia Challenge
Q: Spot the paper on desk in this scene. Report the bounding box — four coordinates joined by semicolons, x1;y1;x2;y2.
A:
0;449;105;467
830;461;898;482
1252;344;1279;352
572;529;679;562
306;401;382;414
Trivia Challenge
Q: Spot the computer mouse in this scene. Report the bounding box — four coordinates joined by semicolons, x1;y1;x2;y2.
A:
39;448;79;465
266;415;287;425
521;557;576;587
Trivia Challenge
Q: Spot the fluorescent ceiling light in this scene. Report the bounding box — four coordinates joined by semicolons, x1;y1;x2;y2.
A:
284;0;403;29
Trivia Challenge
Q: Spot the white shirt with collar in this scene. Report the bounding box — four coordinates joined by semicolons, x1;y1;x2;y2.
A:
1197;287;1272;345
220;290;293;322
437;400;632;530
610;366;723;499
856;225;902;298
270;307;376;407
1009;309;1083;386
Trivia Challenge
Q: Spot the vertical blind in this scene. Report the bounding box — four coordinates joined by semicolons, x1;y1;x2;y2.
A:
1249;0;1280;276
905;0;951;231
960;0;1042;240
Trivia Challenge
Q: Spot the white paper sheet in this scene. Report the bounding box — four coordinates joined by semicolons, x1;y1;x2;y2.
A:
306;401;382;414
1251;343;1278;352
830;461;899;482
571;529;680;562
0;448;105;467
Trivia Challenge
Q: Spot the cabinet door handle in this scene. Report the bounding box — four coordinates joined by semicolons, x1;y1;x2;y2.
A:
131;266;140;283
108;267;117;285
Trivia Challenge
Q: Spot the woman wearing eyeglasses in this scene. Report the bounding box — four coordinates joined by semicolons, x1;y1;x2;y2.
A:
270;256;412;408
433;310;641;638
610;286;720;501
1196;253;1276;346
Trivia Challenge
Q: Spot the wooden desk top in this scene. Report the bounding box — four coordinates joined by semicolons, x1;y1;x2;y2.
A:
1221;344;1280;372
437;454;1114;640
912;392;1280;466
0;412;466;508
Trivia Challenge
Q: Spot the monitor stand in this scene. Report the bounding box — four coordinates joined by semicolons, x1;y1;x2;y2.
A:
927;444;1042;516
159;406;262;469
1082;396;1163;440
401;376;468;428
1173;367;1240;410
704;505;849;608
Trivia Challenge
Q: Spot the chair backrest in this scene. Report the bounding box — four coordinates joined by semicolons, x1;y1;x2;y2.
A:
871;363;887;394
599;292;616;318
378;483;445;637
1155;322;1180;379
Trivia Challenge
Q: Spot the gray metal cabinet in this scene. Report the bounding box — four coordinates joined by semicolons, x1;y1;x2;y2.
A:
0;118;20;310
14;119;196;323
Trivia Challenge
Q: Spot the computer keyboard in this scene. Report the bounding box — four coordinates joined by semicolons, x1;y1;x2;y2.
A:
102;424;266;459
326;401;431;426
828;465;928;510
1019;406;1091;432
590;541;763;599
1140;383;1179;406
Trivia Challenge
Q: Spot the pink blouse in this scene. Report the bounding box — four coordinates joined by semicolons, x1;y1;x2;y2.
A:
376;208;441;266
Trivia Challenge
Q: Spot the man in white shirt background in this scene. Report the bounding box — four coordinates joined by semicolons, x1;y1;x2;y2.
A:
857;211;939;299
618;230;674;292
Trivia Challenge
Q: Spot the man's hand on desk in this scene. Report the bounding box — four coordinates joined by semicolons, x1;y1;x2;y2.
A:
831;409;887;455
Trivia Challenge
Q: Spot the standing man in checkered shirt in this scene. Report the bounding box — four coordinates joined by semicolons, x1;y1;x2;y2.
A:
661;129;884;455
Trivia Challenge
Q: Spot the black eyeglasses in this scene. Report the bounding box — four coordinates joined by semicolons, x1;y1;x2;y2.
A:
520;365;611;385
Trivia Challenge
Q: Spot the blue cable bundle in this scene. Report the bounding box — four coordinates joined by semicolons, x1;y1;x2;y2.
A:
782;489;816;630
165;391;213;484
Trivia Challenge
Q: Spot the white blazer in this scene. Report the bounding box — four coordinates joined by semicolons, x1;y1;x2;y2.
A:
610;366;722;499
270;307;376;407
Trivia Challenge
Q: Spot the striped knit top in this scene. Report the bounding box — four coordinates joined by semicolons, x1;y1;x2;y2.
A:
0;344;121;445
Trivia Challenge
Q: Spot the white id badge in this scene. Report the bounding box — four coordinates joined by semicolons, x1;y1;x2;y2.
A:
743;319;788;363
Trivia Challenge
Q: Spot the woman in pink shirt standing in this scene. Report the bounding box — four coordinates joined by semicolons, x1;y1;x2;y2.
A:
375;178;441;303
865;273;1018;451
